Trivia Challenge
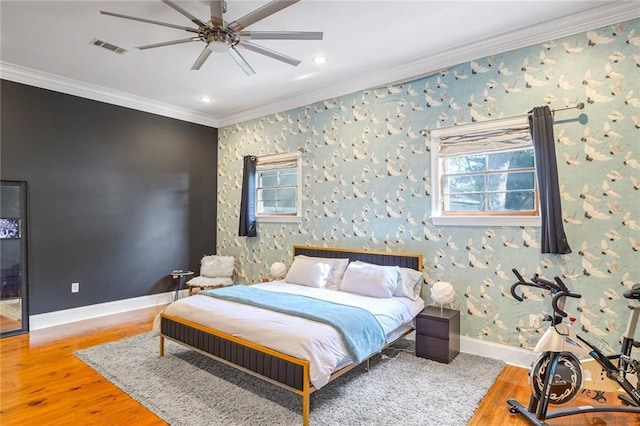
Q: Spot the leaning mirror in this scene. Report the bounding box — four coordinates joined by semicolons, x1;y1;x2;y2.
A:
0;181;28;337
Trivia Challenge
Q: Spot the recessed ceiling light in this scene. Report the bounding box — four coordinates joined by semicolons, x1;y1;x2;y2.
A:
199;96;213;103
313;56;327;64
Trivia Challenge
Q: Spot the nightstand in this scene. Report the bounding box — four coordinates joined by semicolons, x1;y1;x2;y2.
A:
415;306;460;363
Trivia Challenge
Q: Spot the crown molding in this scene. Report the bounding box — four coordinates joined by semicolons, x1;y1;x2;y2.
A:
0;62;220;128
215;1;640;126
2;2;638;128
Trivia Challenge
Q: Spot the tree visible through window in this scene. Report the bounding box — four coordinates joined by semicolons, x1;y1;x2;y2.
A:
443;147;536;214
429;116;540;226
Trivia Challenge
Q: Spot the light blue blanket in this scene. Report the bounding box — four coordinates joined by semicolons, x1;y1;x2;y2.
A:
200;285;387;363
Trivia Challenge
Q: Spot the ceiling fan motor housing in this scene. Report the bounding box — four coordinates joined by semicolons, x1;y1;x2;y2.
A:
198;26;240;50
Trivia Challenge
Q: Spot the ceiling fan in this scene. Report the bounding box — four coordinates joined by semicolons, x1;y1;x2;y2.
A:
100;0;323;75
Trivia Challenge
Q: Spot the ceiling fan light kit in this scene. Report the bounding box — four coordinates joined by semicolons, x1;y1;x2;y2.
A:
100;0;323;76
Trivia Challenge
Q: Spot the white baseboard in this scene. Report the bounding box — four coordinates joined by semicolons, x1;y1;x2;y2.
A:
461;335;537;368
380;330;536;368
29;290;187;330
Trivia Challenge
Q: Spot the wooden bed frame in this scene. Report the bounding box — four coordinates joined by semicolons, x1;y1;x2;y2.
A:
159;245;423;426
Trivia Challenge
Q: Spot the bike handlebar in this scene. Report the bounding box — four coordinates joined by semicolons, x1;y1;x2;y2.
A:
510;269;527;301
509;269;552;301
531;274;570;294
512;269;526;283
551;290;582;317
510;269;582;317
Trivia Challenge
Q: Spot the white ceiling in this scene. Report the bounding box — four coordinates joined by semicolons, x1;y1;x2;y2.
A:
1;1;638;127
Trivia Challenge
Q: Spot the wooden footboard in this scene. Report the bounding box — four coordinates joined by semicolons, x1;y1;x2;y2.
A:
160;313;314;425
160;312;414;426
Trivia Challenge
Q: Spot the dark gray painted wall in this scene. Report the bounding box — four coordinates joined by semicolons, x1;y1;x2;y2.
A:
0;80;218;315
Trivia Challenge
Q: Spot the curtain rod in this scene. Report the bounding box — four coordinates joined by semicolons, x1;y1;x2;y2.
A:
544;102;585;114
420;102;585;137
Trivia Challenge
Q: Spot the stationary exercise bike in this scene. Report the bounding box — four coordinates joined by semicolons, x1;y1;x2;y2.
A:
506;269;640;425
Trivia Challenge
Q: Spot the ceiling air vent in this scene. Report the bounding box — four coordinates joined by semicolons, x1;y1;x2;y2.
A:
89;38;127;54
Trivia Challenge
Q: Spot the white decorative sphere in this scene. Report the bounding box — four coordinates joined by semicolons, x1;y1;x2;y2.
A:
270;262;287;280
430;281;456;305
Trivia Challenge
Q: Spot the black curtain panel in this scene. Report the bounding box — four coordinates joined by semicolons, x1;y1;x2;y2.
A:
528;106;572;254
238;155;257;237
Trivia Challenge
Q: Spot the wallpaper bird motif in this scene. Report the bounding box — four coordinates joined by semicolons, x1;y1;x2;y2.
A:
217;18;640;351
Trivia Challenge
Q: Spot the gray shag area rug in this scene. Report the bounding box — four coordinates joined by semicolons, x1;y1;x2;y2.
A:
76;332;504;425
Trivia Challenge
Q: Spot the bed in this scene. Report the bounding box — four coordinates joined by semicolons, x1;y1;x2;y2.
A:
157;245;424;425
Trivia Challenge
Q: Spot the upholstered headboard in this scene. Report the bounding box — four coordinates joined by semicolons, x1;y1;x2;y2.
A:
292;245;423;271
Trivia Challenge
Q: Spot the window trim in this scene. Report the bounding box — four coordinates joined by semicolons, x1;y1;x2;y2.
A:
429;116;541;227
255;151;302;223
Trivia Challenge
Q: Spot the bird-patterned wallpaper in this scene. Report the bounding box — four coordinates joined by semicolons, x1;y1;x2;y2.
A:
217;18;639;351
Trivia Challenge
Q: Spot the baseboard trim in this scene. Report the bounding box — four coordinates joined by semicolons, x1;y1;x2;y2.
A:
461;336;537;368
29;290;187;330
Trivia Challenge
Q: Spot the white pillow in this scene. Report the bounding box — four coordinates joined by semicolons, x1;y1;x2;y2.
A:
201;255;234;278
284;256;333;288
294;255;349;290
394;267;424;301
340;261;399;298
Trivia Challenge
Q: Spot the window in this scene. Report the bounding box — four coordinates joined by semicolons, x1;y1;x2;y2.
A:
255;152;302;222
429;116;540;226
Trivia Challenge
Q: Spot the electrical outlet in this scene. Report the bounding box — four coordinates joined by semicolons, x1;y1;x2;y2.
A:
71;282;79;293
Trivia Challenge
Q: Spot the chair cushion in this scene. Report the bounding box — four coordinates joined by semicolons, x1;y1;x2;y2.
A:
200;255;234;278
187;276;233;287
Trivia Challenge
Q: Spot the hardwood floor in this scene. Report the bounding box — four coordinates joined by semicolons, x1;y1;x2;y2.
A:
469;364;640;426
1;307;639;425
0;306;167;426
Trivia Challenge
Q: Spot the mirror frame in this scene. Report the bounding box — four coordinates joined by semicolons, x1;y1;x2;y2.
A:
0;180;29;337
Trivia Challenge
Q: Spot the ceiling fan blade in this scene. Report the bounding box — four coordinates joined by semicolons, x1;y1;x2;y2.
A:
100;10;199;33
239;41;301;67
191;45;213;71
136;37;200;50
209;1;224;27
228;0;300;32
161;0;207;27
228;46;256;76
239;31;323;40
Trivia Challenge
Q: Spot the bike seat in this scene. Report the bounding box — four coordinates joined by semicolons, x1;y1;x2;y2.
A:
623;283;640;300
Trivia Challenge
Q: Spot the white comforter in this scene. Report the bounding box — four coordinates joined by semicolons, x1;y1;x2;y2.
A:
154;281;424;388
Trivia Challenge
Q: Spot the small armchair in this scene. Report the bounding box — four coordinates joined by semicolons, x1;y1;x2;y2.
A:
186;255;235;295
